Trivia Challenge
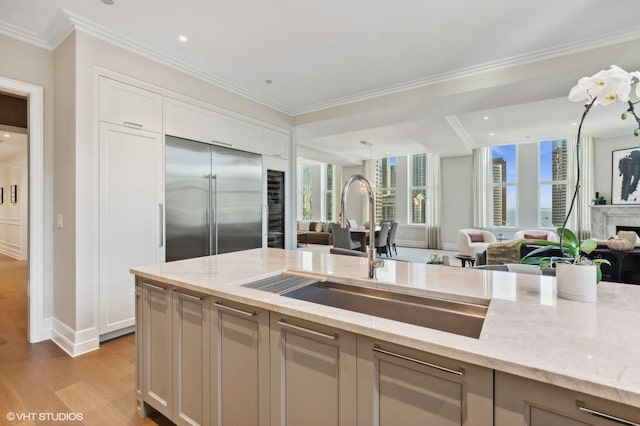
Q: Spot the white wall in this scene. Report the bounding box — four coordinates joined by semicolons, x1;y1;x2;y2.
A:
0;33;55;321
441;156;473;250
0;145;28;259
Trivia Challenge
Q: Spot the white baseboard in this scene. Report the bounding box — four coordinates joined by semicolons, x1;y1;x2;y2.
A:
51;318;100;357
397;239;426;249
442;242;458;251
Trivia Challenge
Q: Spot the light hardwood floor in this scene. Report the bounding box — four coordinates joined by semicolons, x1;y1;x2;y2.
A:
0;254;171;425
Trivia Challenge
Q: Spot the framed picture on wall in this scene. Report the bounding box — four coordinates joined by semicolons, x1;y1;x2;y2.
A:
611;147;640;204
10;184;17;204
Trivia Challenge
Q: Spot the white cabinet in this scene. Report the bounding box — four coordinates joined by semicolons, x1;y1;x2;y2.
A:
495;371;640;426
99;77;163;133
211;298;270;425
165;97;261;154
270;313;357;426
357;336;493;426
135;279;210;426
261;127;290;159
99;122;163;336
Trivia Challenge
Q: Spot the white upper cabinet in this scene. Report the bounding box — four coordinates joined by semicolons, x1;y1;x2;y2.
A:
99;77;163;133
261;127;290;159
165;97;261;154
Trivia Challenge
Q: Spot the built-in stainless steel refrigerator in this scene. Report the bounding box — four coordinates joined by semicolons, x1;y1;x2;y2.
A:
165;135;263;262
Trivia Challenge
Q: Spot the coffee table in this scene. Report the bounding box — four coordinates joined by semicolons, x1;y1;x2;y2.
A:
455;254;476;267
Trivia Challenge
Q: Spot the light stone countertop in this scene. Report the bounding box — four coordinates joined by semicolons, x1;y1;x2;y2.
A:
131;247;640;408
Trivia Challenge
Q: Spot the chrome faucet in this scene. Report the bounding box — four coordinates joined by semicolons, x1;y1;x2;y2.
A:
340;174;384;279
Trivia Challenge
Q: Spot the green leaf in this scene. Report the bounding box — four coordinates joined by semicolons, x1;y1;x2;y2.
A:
580;238;597;255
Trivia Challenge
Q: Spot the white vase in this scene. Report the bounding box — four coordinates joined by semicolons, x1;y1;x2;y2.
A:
556;263;597;302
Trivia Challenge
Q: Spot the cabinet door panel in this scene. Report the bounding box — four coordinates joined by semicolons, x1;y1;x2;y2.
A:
378;358;462;426
142;282;172;418
270;315;357;426
495;371;640;426
211;300;269;426
99;123;163;335
99;77;163;132
261;127;290;159
173;291;209;426
358;336;493;426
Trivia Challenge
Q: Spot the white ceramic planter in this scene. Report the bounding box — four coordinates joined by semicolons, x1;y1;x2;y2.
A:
556;263;597;302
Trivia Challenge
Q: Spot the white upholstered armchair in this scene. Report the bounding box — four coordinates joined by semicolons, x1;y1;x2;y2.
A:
513;229;559;242
457;229;497;257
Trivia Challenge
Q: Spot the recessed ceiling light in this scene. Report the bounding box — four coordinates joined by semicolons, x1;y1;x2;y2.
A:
489;133;495;136
483;116;489;120
3;134;10;138
265;79;273;84
178;35;188;43
101;0;114;5
571;122;577;126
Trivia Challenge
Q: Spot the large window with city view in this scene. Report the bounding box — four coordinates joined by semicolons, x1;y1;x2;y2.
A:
410;153;427;224
325;164;335;221
492;144;517;226
539;140;568;227
301;165;313;220
375;156;396;222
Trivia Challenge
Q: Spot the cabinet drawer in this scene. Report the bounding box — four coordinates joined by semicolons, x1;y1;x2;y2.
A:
99;76;163;133
495;371;640;426
357;336;493;426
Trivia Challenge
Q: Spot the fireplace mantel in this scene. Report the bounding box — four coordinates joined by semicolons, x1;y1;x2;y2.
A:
590;205;640;239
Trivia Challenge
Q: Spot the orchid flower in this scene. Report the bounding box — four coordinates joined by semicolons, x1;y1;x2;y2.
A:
568;65;633;105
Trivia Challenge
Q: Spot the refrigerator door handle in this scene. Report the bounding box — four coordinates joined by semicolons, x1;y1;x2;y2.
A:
211;174;218;255
159;203;164;248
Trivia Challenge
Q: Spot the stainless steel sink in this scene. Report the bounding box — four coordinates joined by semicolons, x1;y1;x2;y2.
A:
281;281;488;339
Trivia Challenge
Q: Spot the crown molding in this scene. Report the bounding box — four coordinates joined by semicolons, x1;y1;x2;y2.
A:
445;115;476;153
2;9;640;118
0;19;50;50
290;26;640;116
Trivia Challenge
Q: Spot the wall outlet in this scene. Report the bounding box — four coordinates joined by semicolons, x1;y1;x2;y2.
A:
56;213;63;229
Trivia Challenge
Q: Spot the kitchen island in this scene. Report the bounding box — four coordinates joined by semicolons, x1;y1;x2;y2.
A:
131;248;640;426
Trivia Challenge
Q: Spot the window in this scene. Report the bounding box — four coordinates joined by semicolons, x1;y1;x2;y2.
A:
375;157;396;222
410;153;427;224
491;145;517;226
301;165;313;220
325;164;334;221
539;140;568;227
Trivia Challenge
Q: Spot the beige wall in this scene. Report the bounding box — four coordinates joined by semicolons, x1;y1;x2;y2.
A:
53;33;78;329
441;156;473;250
0;33;55;320
594;134;640;204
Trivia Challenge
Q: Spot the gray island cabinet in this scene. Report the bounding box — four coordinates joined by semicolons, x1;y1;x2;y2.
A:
132;248;640;426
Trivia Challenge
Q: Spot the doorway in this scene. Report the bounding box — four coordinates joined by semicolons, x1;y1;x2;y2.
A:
0;76;46;343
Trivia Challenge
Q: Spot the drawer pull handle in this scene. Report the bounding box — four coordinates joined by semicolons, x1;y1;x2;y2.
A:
214;141;233;147
214;301;256;317
142;282;166;291
277;320;337;340
123;121;143;128
373;345;464;376
173;290;204;301
576;401;640;426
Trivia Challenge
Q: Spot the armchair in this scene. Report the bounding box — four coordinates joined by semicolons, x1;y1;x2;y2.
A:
513;229;559;242
457;229;497;257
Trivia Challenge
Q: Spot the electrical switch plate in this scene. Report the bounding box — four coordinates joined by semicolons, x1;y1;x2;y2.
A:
56;213;63;229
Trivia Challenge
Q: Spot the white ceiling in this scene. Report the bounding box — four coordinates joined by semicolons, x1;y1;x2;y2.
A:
0;131;27;162
2;0;640;164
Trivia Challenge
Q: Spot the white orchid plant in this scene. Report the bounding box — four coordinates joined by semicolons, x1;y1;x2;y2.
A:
521;66;640;279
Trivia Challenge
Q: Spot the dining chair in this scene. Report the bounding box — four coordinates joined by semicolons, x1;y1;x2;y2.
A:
331;223;362;250
387;221;399;256
374;222;391;257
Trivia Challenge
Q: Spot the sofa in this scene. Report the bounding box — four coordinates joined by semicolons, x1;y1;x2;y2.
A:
297;221;335;245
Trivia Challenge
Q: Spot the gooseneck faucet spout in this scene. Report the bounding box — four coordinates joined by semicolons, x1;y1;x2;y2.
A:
340;174;384;279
